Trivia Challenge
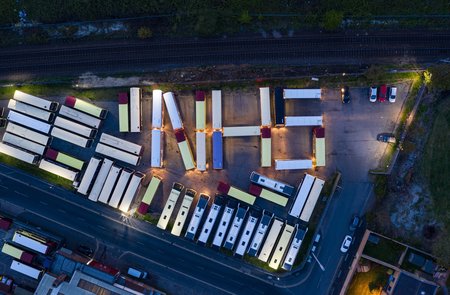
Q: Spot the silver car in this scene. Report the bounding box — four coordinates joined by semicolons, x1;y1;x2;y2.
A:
369;87;377;102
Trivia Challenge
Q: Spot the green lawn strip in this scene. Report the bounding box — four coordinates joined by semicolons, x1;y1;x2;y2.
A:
363;234;406;265
243;255;276;273
420;97;450;227
0;154;73;190
347;260;392;295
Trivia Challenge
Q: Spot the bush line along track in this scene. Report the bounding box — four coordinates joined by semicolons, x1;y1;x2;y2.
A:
1;31;450;76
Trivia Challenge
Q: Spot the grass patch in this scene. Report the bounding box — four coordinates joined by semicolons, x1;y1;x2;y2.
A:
0;154;73;190
347;260;392;295
140;214;159;225
0;84;129;101
243;255;275;273
420;97;450;227
363;234;406;265
373;175;388;200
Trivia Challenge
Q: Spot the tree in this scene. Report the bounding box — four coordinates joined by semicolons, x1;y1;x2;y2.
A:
194;10;218;37
137;26;153;39
238;10;252;25
321;10;343;32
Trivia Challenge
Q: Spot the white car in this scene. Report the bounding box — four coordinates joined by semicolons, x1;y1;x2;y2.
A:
389;86;397;103
369;87;377;102
340;235;352;253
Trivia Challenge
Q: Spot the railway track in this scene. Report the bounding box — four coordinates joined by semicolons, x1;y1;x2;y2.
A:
1;31;450;77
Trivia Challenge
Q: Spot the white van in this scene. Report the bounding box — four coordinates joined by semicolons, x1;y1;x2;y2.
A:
389;86;397;103
127;267;148;279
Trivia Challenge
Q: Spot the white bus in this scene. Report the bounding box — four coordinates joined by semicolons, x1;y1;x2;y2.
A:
185;193;210;240
6;122;50;146
10;260;42;280
157;183;184;230
234;211;259;257
0;142;38;164
100;133;143;155
171;190;195;237
289;174;315;218
212;90;222;130
12;231;52;254
151;129;163;168
223;205;248;250
119;172;145;213
212;201;236;248
129;87;142;132
51;127;93;148
39;159;78;181
108;168;134;208
196;132;206;171
283;89;321;99
223;126;261;137
275;159;313;170
248;211;274;256
77;157;102;195
258;219;283;263
282;226;307;271
300;178;325;223
152;90;163;129
59;105;101;129
7;110;51;134
3;132;46;155
259;87;271;127
195;91;206;130
163;92;183;130
54;116;97;138
8;99;55;122
13;90;58;111
198;195;224;245
284;116;323;127
95;143;141;166
88;158;113;202
269;224;295;270
98;165;122;204
250;171;295;197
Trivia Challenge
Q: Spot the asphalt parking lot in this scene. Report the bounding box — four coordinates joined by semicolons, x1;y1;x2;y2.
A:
0;83;408;220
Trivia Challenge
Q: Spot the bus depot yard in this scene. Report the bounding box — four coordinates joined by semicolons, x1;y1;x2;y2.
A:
0;82;409;286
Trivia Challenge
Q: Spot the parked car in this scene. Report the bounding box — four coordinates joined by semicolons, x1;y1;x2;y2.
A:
341;86;350;103
378;85;387;102
349;215;361;232
77;245;94;257
377;133;396;144
389;86;397;103
369;87;377;102
340;235;353;253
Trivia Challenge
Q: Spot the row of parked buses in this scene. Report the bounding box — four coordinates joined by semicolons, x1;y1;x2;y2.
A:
138;170;324;271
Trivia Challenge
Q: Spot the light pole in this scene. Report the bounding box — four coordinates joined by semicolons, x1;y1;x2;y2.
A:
311;252;326;271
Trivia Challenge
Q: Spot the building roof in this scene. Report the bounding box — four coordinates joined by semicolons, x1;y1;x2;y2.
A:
392;272;438;295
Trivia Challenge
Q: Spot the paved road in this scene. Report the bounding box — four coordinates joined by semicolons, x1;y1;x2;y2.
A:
1;30;450;78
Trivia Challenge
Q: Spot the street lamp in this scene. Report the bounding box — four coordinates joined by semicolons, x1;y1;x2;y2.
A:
311;252;325;271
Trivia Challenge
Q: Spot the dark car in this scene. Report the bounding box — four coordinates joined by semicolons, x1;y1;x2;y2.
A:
77;245;94;257
377;133;396;144
349;215;361;232
341;86;350;103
